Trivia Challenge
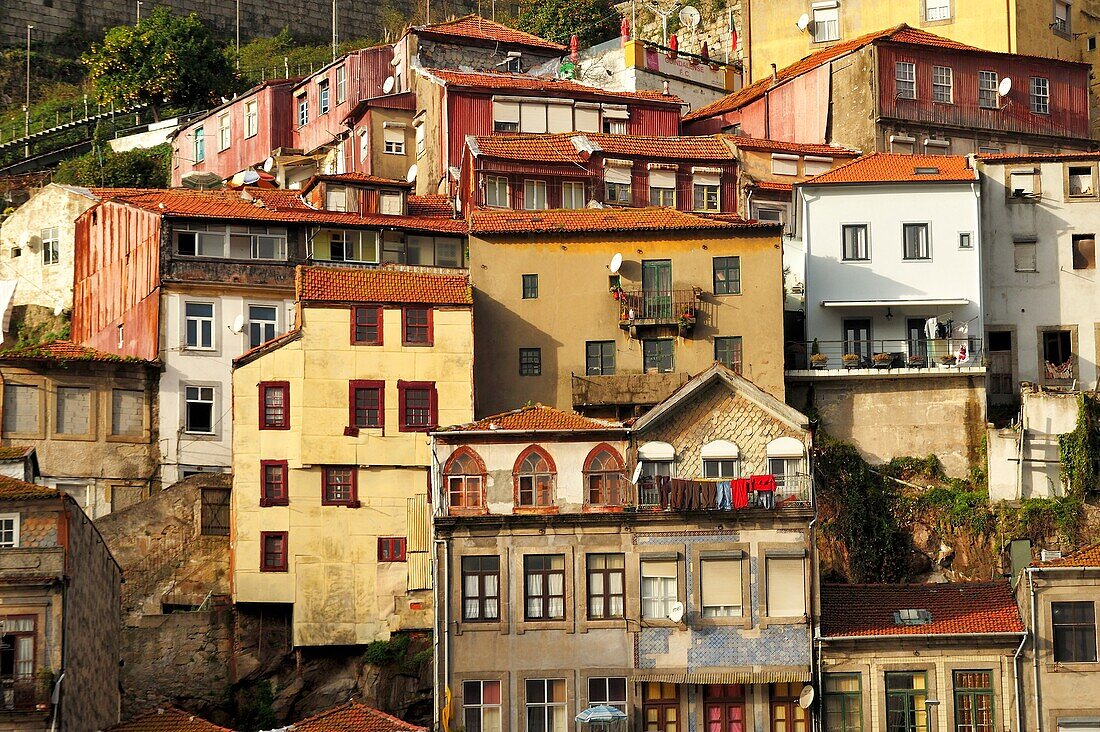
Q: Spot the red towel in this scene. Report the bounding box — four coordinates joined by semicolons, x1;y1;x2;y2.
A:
751;474;777;492
731;478;749;509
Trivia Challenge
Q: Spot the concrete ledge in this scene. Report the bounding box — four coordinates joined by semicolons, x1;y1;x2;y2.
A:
786;366;986;380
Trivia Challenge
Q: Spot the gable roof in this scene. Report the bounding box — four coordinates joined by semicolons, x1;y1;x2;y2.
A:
820;582;1025;638
296;266;472;305
287;700;428;732
469;133;738;163
631;362;810;433
801;153;976;185
727;136;860;156
437;403;623;433
301;173;414;194
1032;542;1100;569
468;208;777;235
106;707;232;732
0;446;34;462
0;340;154;365
0;475;60;501
420;68;683;105
411;14;566;52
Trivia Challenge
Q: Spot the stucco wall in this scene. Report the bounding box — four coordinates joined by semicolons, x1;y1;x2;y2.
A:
987;388;1079;501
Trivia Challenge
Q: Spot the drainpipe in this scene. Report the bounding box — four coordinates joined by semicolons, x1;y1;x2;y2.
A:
1028;567;1042;732
1012;629;1027;732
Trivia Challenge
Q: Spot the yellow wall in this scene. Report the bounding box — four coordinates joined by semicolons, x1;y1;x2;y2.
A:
232;303;474;646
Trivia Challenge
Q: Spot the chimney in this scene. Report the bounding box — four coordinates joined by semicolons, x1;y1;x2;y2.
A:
771;63;778;82
663;80;670;95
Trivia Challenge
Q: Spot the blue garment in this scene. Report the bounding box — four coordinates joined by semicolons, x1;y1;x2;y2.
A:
716;480;732;510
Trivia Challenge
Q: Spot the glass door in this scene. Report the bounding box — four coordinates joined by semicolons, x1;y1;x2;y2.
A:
842;319;872;364
906;318;929;365
642;260;673;319
643;682;680;732
770;683;810;732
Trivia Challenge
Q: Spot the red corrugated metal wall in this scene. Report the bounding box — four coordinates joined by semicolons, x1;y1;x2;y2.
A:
629;105;681;136
448;93;494;175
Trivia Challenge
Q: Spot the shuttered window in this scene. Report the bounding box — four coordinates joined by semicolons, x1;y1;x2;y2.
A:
765;555;806;616
701;558;742;617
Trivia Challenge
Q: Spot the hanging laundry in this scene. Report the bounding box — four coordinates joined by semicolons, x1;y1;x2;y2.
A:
716;480;732;510
751;474;777;509
701;481;717;509
925;317;938;339
731;478;749;509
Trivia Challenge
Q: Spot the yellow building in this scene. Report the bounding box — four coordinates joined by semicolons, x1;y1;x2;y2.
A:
231;265;474;647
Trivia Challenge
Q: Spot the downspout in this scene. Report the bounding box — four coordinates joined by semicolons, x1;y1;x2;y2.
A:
1012;630;1027;732
742;0;752;84
1028;567;1042;732
430;436;449;732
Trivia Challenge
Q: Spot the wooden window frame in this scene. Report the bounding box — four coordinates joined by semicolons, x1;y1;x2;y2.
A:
402;306;434;346
523;554;566;621
351;305;384;345
260;460;289;507
583;443;626;507
258;381;290;430
321;466;360;507
586;553;626;619
397;380;438;432
952;670;994;732
461;555;501;622
513;444;557;509
378;537;407;562
444;447;488;513
260;531;288;572
349;380;385;429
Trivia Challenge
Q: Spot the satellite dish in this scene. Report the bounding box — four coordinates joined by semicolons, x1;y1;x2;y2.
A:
262;157;275;173
230;314;245;334
406;164;418;184
609;252;623;273
243;170;261;185
679;6;701;29
998;77;1013;97
181;171;224;190
668;601;685;624
383;76;396;94
796;13;811;31
798;685;815;709
53;302;64;317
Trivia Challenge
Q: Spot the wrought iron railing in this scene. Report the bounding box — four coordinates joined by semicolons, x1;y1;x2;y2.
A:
0;674;50;712
617;289;702;326
636;474;811;510
787;338;983;371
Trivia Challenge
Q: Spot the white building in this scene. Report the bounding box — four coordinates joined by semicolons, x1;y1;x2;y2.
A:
979;152;1100;402
795;153;984;372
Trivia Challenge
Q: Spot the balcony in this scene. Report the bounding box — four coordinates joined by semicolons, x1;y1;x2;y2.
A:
618;288;703;335
572;372;690;411
0;674;51;713
881;97;1088;141
636;473;811;510
785;338;985;375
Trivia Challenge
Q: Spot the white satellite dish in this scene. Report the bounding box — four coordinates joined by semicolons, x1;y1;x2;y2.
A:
679;6;701;29
668;601;685;624
798;685;815;709
230;314;245;334
796;13;811;31
243;170;261;185
609;252;623;273
262;157;275;173
382;76;396;94
406;164;418;184
998;77;1013;97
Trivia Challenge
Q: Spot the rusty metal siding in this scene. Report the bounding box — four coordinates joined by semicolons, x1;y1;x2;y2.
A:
721;167;739;215
449;93;494;174
355;45;396;101
629;104;681;136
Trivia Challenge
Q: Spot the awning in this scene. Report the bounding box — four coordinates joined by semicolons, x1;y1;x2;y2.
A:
633;670;810;685
821;298;969;308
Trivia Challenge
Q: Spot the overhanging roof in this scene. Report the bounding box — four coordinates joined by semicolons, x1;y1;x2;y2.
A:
821;298;970;308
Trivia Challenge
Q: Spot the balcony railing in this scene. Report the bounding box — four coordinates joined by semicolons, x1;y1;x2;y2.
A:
882;97;1088;140
618;288;703;331
0;674;51;713
786;338;983;371
637;474;811;510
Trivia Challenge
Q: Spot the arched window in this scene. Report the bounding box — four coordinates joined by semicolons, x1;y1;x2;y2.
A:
444;448;486;510
514;446;556;507
766;437;807;499
584;444;625;506
701;440;740;478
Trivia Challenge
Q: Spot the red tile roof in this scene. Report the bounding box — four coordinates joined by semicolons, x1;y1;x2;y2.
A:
820;582;1025;638
1033;542;1100;568
302;173;414;192
290;701;427;732
106;707;232;732
413;14;566;52
407;195;455;218
296;266;472;305
468;207;777;235
801;153;976;185
750;181;794;192
978;151;1100;163
728;136;860;156
0;447;34;461
424;68;683;105
471;133;737;163
438;404;622;432
0;340;153;364
0;476;60;501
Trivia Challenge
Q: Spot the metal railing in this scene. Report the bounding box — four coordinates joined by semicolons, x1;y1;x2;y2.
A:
0;674;50;712
618;288;702;325
787;338;983;371
636;474;811;510
882;97;1087;140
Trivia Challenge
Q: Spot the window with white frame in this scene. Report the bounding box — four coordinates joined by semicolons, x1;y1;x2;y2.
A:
932;66;953;103
525;679;567;732
248;305;278;348
701;440;739;478
318;80;330;116
359;130;370;161
588;677;627;712
492;99;520;133
562;181;586;209
218;113;231;151
649;169;677;207
327;230;380;263
335;65;347;104
958;232;973;250
641;559;678;619
463;680;502;732
925;0;950;21
415;123;426;157
184;385;215;434
176;224;287;260
701;556;743;617
765;553;806;616
1054;0;1070;35
812;3;840;42
771;154;799;176
193;128;205;162
1010;168;1040;197
380;191;403;215
41;227;59;266
896;62;916;99
485;176;510;208
296;94;308;126
1030;77;1050;114
0;514;19;548
524;180;548;210
603;105;629;134
185;302;215;350
605;164;631;204
978;71;999;109
693;172;720;211
383;126;405;155
326;186;348;212
244;100;258;138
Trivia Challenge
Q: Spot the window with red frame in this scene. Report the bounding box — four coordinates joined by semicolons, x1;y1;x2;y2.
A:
260;531;288;572
260;460;288;506
402;307;433;345
398;381;437;431
446;449;485;510
352;306;383;345
322;466;358;506
378;537;407;562
516;447;556;507
350;380;384;428
259;382;289;429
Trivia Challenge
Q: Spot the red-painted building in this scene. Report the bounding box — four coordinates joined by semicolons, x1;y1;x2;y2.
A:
683;25;1093;156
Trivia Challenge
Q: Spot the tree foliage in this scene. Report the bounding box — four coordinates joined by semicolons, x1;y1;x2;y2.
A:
55;142;169;189
82;8;236;117
515;0;620;48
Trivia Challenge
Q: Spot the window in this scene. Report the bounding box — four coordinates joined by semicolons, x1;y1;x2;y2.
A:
1052;601;1097;662
322;466;357;506
643;339;674;373
493;99;520;132
526;679;567;732
260;460;288;506
41;227;59;265
587;553;625;619
903;223;931;260
398;381;437;431
519;348;542;376
335;65;347;103
260;531;288;572
932;66;953;103
524;555;565;620
562;181;586;209
586;341;615;375
297;95;308;126
194;128;205;162
259;382;289;429
1010;169;1039;197
349;306;383;345
756;206;784;224
925;0;950;21
1030;77;1050;114
604;118;627;134
585;447;624;506
1092;35;1098;50
384;127;405;155
516;447;555;507
446;449;485;510
350;381;383;429
522;274;539;299
200;488;230;536
649;169;677;206
111;388;144;436
765;554;806;616
244;100;258;137
462;556;500;621
954;671;994;732
713;256;741;294
55;386;90;435
979;71;999;109
0;515;20;548
184;302;215;350
959;232;973;250
485;176;509;208
644;684;680;732
606;181;631;204
378;537;406;562
715;337;743;373
843;224;870;260
813;4;840;42
176;224;288;260
885;673;928;732
184;386;215;434
318;80;330;115
326;186;348;212
589;677;627;712
702;441;739;478
772;154;799;175
693;176;720;211
3;384;38;434
896;62;916;99
0;617;35;679
524;180;548;210
9;247;19;258
1068;166;1095;197
1014;238;1038;272
248;305;278;348
1072;235;1096;269
641;559;678;619
1043;329;1073;378
416;124;426;157
402;307;432;345
1054;0;1070;34
464;680;502;732
218;113;230;151
701;557;743;617
825;674;863;732
379;191;403;215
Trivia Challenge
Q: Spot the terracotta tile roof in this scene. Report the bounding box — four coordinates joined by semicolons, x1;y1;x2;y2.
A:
801;153;976;185
728;136;859;156
232;327;303;368
0;476;59;501
1033;542;1100;568
0;447;34;461
412;14;566;52
750;181;794;192
438;403;622;432
302;173;414;191
471;133;737;163
407;195;455;218
424;68;683;105
820;582;1025;638
296;266;472;305
468;207;776;235
978;151;1100;163
106;707;232;732
0;340;153;364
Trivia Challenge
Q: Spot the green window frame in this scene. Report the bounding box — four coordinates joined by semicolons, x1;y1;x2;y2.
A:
824;673;863;732
713;256;741;295
885;671;928;732
715;336;743;373
642;339;674;373
522;274;539;299
953;671;994;732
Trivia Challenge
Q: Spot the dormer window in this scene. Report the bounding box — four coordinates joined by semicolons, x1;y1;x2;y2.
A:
379;190;403;215
326;186;348;212
894;608;933;626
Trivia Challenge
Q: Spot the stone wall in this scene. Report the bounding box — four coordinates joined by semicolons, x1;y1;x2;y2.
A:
620;0;742;63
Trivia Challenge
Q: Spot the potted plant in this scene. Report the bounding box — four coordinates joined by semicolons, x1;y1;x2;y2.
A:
609;283;623;300
808;338;827;368
872;352;894;368
907;354;927;368
939;354;957;367
842;353;861;368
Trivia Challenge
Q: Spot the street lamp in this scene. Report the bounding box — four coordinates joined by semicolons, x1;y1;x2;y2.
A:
136;0;143;22
24;25;32;158
925;699;941;732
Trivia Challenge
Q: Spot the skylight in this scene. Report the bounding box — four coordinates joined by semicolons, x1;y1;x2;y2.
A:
894;608;933;625
914;167;941;175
